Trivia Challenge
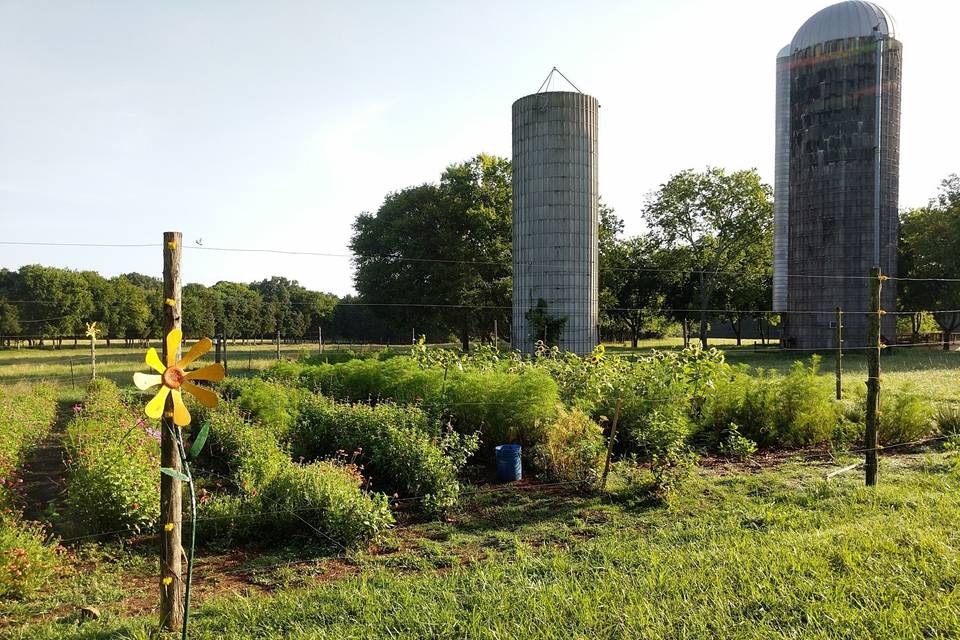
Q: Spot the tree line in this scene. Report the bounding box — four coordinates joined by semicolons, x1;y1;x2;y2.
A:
2;152;957;350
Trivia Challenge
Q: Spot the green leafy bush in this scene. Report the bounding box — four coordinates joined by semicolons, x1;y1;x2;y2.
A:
701;358;841;447
219;378;308;440
64;379;160;536
936;403;960;437
531;407;605;485
718;424;758;460
0;514;60;599
196;403;393;547
258;462;393;546
880;389;934;445
650;448;700;505
292;396;474;515
263;357;560;451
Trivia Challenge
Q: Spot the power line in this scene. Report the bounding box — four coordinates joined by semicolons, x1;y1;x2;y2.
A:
6;238;954;282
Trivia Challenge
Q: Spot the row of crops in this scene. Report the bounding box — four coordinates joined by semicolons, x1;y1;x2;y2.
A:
0;385;59;598
4;343;955;598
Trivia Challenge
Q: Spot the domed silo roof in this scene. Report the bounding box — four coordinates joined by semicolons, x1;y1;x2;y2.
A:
791;1;895;51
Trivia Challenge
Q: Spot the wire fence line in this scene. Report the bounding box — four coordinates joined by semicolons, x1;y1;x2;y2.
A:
3;238;960;283
7;293;960;319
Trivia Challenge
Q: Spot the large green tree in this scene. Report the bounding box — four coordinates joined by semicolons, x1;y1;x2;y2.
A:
104;276;151;345
351;153;512;350
14;265;94;345
643;168;773;347
899;175;960;350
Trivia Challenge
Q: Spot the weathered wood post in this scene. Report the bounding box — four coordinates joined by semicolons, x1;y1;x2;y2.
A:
160;231;184;630
275;330;281;360
221;331;228;376
865;267;882;486
599;398;623;492
318;326;323;356
835;307;843;400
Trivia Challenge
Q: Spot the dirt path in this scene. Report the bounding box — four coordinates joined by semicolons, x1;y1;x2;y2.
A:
19;399;73;525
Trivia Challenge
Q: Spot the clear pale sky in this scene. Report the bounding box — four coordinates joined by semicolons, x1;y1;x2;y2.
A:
1;0;955;295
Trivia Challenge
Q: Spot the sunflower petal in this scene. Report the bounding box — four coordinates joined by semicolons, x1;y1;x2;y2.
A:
184;363;225;383
133;372;162;391
177;337;212;369
145;348;166;374
145;387;171;419
183;381;218;408
172;389;191;426
165;328;183;368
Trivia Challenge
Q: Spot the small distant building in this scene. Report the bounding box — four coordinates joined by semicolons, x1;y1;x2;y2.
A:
511;78;599;355
773;1;901;349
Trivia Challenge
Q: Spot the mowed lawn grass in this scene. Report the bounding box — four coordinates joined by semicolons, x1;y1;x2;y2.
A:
9;453;960;639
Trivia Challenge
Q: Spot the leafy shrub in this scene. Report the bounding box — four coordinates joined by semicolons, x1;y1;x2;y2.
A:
0;384;57;509
880;389;934;445
650;448;700;505
573;347;724;459
64;379;160;536
219;378;307;440
531;407;604;485
441;369;558;447
718;424;758;460
292;396;475;515
196;403;394;547
201;402;290;493
258;462;393;546
701;358;841;447
935;403;960;437
0;514;60;599
263;357;560;451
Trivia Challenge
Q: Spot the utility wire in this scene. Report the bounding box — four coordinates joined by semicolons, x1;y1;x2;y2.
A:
6;238;958;283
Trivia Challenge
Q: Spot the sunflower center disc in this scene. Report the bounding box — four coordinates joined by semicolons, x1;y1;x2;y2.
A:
162;367;186;389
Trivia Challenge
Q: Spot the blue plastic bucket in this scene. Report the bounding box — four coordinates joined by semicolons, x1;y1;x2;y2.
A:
495;444;522;482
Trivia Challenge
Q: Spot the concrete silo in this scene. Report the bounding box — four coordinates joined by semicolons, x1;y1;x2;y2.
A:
773;1;901;349
511;88;599;355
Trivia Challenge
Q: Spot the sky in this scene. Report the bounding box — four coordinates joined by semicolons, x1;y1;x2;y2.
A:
1;0;956;295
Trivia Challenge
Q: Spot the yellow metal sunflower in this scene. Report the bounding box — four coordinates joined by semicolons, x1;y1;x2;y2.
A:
134;328;224;426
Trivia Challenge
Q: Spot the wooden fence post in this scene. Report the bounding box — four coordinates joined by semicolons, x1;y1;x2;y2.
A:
865;266;882;486
600;398;623;491
835;307;843;400
222;331;228;376
160;231;184;630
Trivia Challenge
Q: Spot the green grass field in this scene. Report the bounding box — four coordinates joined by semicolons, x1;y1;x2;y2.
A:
6;451;959;639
